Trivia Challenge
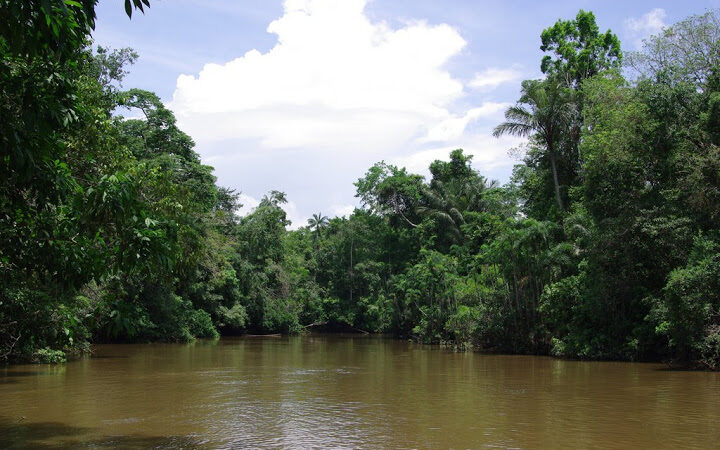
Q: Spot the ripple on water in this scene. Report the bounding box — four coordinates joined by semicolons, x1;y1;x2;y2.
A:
1;336;719;449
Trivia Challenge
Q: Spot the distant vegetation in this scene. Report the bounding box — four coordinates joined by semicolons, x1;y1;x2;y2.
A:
1;2;719;369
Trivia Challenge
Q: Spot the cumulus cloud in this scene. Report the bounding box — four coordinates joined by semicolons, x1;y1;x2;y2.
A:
625;8;667;49
420;102;509;143
170;0;467;149
468;66;524;91
168;0;523;224
392;134;524;177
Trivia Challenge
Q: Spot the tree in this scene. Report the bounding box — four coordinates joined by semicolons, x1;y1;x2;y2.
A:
417;185;466;245
494;79;576;212
308;213;329;239
355;162;425;228
428;149;496;213
416;150;497;248
627;9;720;86
540;9;622;87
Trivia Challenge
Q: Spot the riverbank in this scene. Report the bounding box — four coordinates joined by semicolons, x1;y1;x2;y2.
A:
5;330;715;372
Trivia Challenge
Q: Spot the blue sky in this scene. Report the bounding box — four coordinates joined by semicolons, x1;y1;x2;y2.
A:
93;0;719;226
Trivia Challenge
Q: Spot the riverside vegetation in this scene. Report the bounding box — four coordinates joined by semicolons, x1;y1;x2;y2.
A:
1;2;719;369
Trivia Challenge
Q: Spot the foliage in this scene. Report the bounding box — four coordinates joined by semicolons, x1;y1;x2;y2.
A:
32;348;67;364
653;235;720;369
627;10;720;85
494;79;577;213
2;5;720;371
540;9;622;86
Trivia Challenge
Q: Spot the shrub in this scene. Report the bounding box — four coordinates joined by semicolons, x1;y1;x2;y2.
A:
187;309;219;339
32;348;67;364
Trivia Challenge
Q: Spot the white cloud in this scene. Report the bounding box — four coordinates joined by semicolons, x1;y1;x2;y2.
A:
392;134;524;176
237;193;260;216
170;0;467;149
165;0;523;221
420;102;509;142
625;8;667;49
236;193;306;230
283;199;306;230
330;204;356;218
468;66;523;91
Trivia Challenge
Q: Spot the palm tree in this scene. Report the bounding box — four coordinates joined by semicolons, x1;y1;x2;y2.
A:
418;174;499;240
417;183;466;243
493;78;576;211
307;213;329;239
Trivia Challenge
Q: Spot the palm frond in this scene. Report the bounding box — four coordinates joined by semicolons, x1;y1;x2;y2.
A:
493;121;534;138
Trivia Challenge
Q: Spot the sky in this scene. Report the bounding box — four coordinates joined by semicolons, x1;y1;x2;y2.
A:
93;0;719;227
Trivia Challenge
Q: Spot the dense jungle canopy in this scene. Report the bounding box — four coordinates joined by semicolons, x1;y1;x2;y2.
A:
1;2;719;369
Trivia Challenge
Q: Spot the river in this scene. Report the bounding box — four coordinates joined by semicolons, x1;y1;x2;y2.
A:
1;335;718;449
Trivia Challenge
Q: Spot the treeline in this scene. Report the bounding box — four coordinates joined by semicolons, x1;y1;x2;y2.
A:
1;1;244;362
310;10;720;368
1;3;719;369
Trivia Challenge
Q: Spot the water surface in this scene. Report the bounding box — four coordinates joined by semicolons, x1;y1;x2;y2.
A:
1;335;718;449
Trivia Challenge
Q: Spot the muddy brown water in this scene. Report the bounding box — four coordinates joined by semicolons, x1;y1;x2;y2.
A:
1;335;718;449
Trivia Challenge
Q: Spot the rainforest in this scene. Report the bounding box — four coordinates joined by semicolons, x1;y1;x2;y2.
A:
1;1;720;373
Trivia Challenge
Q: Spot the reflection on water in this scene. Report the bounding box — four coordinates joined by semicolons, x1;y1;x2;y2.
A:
1;335;719;449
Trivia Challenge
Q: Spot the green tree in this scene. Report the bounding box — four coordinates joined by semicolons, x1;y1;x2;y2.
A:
308;213;329;239
355;162;425;228
494;79;576;213
540;9;622;86
627;9;719;85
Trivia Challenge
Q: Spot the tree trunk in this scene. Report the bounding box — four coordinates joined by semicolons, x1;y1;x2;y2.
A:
349;234;354;305
549;146;564;211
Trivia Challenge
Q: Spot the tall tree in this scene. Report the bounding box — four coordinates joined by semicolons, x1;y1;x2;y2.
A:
494;79;576;212
308;213;329;239
627;9;720;86
540;9;622;87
